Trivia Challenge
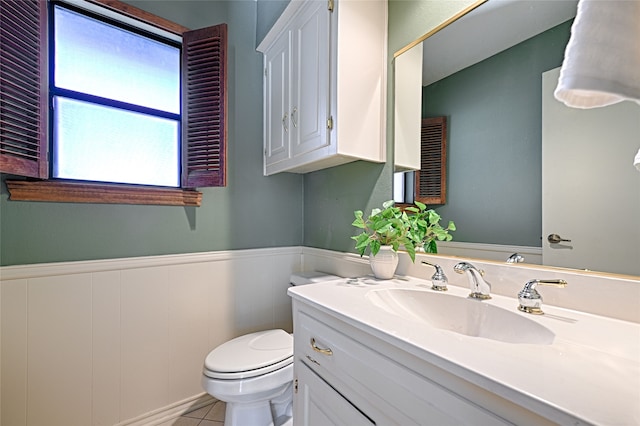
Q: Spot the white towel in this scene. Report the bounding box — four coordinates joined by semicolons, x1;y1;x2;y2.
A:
635;148;640;172
554;0;640;108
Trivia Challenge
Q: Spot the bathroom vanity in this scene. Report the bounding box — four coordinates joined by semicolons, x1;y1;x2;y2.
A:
288;276;640;425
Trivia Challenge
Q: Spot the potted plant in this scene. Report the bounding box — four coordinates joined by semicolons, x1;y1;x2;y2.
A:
352;200;456;279
351;200;418;279
405;201;456;253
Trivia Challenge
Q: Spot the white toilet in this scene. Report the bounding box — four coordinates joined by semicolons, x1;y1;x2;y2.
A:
201;272;341;426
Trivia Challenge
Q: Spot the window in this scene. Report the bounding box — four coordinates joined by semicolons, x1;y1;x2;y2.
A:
0;0;227;205
52;4;181;187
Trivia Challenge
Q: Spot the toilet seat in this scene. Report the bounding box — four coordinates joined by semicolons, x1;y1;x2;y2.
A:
203;329;293;380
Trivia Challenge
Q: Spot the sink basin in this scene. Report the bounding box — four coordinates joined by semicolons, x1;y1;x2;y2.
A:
366;289;555;345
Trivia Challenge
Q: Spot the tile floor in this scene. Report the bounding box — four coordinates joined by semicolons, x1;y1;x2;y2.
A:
157;400;226;426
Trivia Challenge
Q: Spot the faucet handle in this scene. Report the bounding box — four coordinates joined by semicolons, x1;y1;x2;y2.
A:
518;279;567;315
421;261;448;291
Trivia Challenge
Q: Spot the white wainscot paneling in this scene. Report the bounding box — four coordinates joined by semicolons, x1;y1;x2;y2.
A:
28;274;93;426
121;266;171;420
0;247;303;426
1;279;28;426
2;246;638;426
435;241;543;264
168;262;212;405
93;270;121;426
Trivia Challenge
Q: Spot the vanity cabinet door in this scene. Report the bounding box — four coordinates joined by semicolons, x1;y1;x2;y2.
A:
293;307;512;426
295;360;373;426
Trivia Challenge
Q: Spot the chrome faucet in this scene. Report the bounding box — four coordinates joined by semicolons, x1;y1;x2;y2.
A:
506;253;525;264
518;279;567;315
454;262;491;299
421;261;448;291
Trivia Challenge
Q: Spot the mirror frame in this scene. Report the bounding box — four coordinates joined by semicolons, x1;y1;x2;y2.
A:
392;0;485;210
389;0;639;278
393;0;487;59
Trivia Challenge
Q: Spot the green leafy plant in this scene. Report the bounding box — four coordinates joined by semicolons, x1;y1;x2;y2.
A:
405;200;456;253
351;200;418;262
351;200;456;261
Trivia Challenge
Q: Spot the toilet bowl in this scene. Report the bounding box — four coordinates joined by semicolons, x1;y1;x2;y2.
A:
202;329;294;426
201;272;341;426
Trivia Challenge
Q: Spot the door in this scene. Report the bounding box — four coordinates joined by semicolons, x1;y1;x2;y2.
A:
542;68;640;276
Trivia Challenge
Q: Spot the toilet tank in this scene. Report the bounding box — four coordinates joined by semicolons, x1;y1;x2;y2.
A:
290;271;341;286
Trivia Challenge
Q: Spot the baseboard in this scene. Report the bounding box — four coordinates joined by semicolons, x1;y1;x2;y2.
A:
117;393;216;426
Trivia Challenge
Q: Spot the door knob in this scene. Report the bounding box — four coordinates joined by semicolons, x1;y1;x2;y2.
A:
547;234;571;244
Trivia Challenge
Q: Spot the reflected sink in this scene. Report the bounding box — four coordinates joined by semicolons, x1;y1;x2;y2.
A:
366;289;555;345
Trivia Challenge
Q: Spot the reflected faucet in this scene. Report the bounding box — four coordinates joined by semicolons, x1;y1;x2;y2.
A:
506;253;525;264
454;262;491;300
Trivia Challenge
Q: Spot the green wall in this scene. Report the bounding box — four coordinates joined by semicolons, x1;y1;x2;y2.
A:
253;0;395;255
256;0;289;47
388;0;478;56
302;0;481;253
0;1;304;266
0;0;492;266
424;20;571;247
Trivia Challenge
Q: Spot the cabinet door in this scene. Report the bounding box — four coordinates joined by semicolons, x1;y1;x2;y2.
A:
394;42;423;172
290;1;330;158
264;30;291;167
295;360;373;426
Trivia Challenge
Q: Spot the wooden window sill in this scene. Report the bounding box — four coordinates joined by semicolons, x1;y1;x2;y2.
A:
5;180;202;207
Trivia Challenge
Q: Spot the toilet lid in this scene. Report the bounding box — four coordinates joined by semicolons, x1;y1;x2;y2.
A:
204;329;293;379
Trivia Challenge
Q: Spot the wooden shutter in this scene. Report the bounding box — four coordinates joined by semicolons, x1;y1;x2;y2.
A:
415;117;447;205
0;0;48;178
182;23;227;188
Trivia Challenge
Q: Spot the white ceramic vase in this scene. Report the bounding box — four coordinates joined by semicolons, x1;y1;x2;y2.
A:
369;245;399;280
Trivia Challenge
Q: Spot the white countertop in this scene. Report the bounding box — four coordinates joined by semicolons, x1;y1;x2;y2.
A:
288;276;640;425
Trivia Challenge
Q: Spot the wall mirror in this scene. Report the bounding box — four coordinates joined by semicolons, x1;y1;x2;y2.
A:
393;0;640;276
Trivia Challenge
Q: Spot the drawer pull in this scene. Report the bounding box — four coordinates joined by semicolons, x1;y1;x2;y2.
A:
310;338;333;356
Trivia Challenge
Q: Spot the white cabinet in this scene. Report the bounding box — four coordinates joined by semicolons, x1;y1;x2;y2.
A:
263;29;291;166
394;42;423;171
292;302;511;426
257;0;387;176
263;1;328;169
